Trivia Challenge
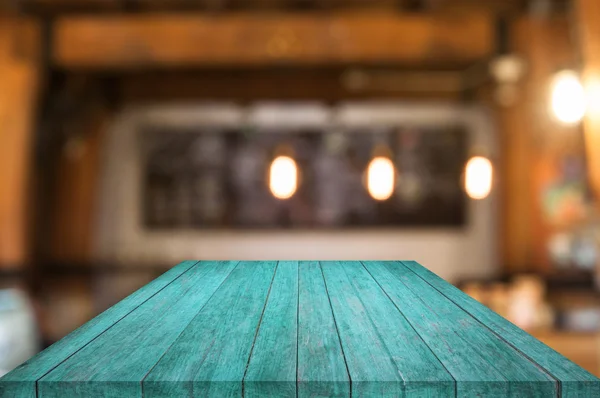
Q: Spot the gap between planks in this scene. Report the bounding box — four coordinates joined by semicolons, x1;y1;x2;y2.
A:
358;260;459;397
398;261;562;397
138;261;243;396
318;261;353;398
240;261;354;398
26;261;567;398
33;260;202;398
241;261;281;397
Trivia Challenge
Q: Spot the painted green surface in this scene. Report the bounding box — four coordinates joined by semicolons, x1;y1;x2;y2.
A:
2;260;599;397
401;260;600;398
297;261;349;398
321;261;455;397
37;261;239;398
245;261;298;397
363;261;556;397
143;260;278;398
0;260;197;398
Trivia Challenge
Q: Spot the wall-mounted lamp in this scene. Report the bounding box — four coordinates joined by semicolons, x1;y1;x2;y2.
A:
269;155;298;200
464;156;493;200
550;70;587;124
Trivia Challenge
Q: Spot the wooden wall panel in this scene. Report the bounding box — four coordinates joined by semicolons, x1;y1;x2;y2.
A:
525;16;582;274
50;109;107;263
576;0;600;204
0;17;40;268
498;15;582;274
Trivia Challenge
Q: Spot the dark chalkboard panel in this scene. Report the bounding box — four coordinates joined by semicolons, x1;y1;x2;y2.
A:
140;126;467;229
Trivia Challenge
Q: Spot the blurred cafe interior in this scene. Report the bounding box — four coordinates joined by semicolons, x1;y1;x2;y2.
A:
3;0;600;377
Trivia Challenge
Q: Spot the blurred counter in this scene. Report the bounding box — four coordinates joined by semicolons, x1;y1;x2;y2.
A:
533;331;600;377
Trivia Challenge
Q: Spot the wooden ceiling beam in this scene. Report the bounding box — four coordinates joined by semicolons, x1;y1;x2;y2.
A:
52;11;494;69
23;0;532;14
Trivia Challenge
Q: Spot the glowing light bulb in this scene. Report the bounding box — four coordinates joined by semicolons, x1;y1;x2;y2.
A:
367;157;395;201
465;156;493;200
269;156;297;200
550;70;586;124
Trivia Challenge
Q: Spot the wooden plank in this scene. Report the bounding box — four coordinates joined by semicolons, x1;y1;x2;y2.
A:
0;260;197;398
244;261;298;397
143;260;277;398
52;11;493;69
23;0;525;12
320;260;402;396
402;260;600;397
297;261;349;398
3;259;599;396
576;0;600;204
0;17;39;268
23;0;528;13
37;261;239;398
363;261;557;397
320;261;454;396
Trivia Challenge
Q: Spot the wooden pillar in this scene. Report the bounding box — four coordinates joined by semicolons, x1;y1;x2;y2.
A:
576;0;600;203
0;17;40;269
499;15;579;274
497;18;536;274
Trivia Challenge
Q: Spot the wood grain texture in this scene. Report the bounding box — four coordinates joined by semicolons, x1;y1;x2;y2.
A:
0;260;197;398
363;261;557;397
321;260;455;396
38;261;239;398
297;261;349;398
1;260;598;397
244;261;298;397
143;261;278;398
402;260;600;397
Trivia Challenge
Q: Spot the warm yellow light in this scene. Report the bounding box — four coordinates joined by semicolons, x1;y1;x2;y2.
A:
586;77;600;115
465;156;493;200
550;70;586;124
269;156;298;200
367;157;395;201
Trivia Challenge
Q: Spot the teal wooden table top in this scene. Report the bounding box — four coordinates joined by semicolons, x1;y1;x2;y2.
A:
2;261;599;398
